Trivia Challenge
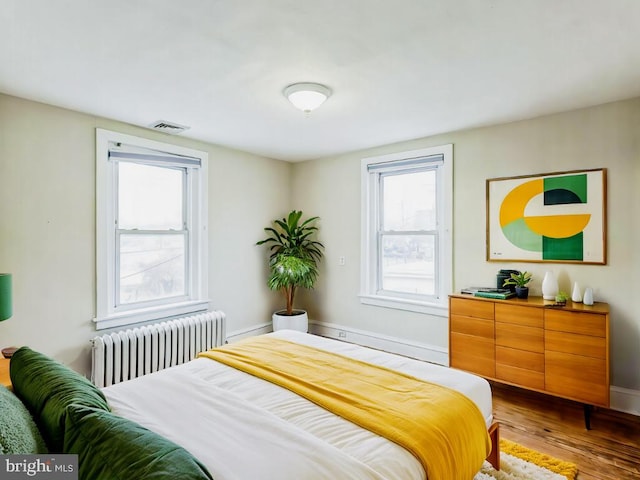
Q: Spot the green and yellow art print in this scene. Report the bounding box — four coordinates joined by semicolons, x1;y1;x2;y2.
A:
487;169;606;264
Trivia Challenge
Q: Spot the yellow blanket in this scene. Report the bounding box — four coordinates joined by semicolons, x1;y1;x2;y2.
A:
198;336;490;480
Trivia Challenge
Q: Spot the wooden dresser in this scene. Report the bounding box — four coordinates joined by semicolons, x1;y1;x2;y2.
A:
449;294;609;426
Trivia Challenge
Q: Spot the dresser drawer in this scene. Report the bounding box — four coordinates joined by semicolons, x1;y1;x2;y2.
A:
496;346;544;372
495;303;543;328
450;332;495;378
450;297;494;320
451;314;494;338
545;350;609;406
545;309;606;337
496;363;545;390
496;322;544;353
545;330;607;359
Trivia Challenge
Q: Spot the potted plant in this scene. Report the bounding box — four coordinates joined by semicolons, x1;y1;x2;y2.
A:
502;271;532;299
256;210;324;332
555;291;569;306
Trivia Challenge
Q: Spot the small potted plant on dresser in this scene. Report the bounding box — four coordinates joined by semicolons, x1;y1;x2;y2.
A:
502;271;532;299
555;291;569;306
256;210;324;332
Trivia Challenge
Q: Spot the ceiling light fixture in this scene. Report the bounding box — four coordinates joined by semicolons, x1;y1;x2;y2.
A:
283;82;332;113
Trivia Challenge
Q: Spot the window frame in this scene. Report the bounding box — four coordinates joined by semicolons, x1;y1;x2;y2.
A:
95;129;209;330
360;144;453;316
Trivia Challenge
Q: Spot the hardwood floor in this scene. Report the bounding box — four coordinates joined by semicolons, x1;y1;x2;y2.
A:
491;381;640;479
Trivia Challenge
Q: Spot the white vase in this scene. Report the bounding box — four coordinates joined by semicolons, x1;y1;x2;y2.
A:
541;271;558;300
583;287;594;306
571;282;582;303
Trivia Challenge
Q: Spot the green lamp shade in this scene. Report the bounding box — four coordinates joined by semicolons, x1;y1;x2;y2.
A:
0;273;12;321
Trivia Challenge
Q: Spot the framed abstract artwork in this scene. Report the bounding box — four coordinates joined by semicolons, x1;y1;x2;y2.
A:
486;169;607;264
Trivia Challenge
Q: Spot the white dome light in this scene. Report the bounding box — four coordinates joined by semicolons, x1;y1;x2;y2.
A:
283;82;332;113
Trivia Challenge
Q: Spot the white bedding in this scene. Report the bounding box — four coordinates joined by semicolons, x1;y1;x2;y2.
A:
103;330;493;480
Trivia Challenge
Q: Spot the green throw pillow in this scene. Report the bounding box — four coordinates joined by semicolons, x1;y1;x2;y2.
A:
0;385;48;454
10;347;110;452
64;405;213;480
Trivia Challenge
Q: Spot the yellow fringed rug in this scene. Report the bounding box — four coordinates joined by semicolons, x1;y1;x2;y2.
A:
474;439;578;480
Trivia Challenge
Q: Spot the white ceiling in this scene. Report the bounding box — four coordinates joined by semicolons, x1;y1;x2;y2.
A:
2;0;639;162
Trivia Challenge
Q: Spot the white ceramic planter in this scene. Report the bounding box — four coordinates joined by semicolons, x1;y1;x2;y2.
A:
541;271;559;300
583;287;594;306
272;310;308;332
571;282;583;303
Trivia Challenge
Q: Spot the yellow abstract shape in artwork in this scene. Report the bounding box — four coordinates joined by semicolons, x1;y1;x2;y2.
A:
524;214;592;239
499;179;543;227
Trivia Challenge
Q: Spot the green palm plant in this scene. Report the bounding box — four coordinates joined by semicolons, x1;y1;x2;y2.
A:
502;271;532;288
256;210;324;315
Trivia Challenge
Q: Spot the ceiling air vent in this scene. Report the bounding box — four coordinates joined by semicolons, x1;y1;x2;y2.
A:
147;120;190;135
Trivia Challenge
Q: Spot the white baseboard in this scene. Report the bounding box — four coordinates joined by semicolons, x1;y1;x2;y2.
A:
309;320;449;366
610;386;640;416
226;320;447;364
226;322;272;343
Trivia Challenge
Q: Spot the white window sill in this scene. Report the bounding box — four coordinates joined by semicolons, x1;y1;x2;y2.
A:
94;299;210;330
359;294;448;317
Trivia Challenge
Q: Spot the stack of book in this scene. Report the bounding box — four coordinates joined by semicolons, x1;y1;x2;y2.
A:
460;287;516;300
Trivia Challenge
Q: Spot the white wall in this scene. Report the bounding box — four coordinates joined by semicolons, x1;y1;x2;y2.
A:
2;91;640;410
292;98;640;397
0;94;290;374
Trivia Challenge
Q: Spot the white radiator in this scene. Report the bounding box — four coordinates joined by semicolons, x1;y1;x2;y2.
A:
90;311;226;387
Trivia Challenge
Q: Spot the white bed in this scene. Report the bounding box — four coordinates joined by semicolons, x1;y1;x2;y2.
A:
103;330;494;480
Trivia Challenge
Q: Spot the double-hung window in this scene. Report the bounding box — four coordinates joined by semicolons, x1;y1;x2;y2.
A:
95;129;208;329
360;145;452;315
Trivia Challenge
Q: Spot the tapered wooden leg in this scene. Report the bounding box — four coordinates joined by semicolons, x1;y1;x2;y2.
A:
584;404;592;430
487;422;500;470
